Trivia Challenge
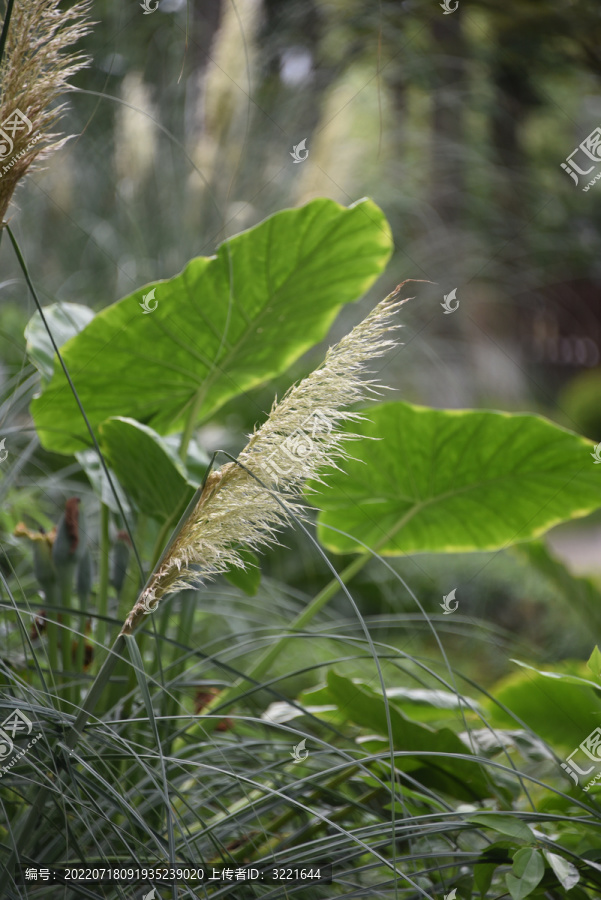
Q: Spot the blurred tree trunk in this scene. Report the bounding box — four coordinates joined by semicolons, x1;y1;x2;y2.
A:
489;53;530;233
488;17;544;228
430;11;466;229
257;0;336;135
185;0;223;144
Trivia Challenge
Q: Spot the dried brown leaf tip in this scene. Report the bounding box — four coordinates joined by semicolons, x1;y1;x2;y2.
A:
0;0;92;224
121;285;408;635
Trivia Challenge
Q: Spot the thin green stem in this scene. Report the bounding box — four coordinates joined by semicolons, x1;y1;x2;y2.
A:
59;568;74;708
161;596;195;745
45;587;59;682
150;517;173;571
222;765;360;864
199;507;420;730
201;553;370;726
178;388;205;461
95;504;110;656
75;591;86;684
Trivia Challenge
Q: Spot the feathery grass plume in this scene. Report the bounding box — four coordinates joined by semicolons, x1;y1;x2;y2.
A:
0;0;92;224
121;285;408;636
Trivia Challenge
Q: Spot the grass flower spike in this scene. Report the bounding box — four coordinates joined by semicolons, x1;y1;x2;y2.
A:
121;285;407;635
0;0;92;224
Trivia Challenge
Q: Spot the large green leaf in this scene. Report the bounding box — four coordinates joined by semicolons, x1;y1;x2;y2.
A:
485;661;601;749
25;302;95;381
512;540;601;631
314;402;601;554
31;198;392;454
325;671;492;801
98;417;195;522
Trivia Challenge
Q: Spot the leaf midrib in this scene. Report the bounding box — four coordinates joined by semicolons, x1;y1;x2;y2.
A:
193;208;374;415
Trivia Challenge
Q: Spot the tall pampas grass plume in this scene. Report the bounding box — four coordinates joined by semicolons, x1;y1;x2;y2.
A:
0;0;92;224
121;285;409;635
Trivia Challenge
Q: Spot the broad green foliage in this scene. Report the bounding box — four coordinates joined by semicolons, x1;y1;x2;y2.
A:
314;401;601;555
320;671;493;801
98;417;195;522
25;302;95;381
484;661;601;748
30;198;392;454
588;645;601;678
506;848;545;900
513;540;601;630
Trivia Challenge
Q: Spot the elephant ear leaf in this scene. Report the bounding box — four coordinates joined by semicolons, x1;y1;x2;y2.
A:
25;302;95;382
30;197;392;455
313;401;601;555
98;417;195;523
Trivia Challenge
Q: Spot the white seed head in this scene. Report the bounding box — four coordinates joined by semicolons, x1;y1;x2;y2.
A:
121;286;408;634
0;0;93;223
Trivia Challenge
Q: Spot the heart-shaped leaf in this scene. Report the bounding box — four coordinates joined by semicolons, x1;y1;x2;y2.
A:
314;402;601;554
506;848;545;900
25;302;95;381
98;417;195;522
31;198;392;454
